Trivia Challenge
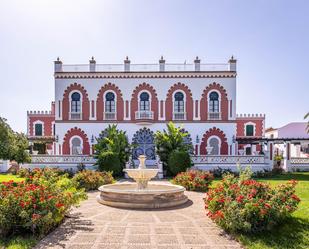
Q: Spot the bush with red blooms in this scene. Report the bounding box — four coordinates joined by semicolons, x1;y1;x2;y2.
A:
0;168;86;237
204;168;300;233
172;170;214;192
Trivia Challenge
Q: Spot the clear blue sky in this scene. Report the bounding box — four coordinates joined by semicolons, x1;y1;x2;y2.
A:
0;0;308;132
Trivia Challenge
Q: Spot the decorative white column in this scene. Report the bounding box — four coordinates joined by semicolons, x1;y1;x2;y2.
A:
283;142;291;172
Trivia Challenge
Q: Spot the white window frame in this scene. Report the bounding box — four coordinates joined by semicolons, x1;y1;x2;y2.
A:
104;90;117;113
207;90;221;113
244;122;256;137
69;90;83;119
138;90;152;111
33;120;44;136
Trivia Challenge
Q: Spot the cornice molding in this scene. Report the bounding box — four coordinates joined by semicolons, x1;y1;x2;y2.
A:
54;71;237;79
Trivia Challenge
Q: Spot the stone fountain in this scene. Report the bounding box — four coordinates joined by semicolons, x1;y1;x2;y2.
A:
97;155;188;209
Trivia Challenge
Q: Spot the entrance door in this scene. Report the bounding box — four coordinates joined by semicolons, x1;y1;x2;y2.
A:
132;128;156;160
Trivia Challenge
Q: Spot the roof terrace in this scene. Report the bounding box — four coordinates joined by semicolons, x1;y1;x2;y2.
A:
54;56;237;73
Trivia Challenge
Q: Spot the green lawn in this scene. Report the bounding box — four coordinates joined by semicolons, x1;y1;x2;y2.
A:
0;174;24;182
214;173;309;249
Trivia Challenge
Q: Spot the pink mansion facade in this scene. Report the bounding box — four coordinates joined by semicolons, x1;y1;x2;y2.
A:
27;57;265;160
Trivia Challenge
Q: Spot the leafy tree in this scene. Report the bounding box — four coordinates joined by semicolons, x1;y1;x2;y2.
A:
0;117;15;160
155;122;193;175
94;125;130;176
0;117;31;164
11;132;31;164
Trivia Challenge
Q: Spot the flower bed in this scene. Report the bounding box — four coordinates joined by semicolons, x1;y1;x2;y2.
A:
204;169;300;233
0;168;86;237
172;170;214;192
72;170;114;191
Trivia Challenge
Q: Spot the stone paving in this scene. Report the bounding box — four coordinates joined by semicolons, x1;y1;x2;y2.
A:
35;182;243;249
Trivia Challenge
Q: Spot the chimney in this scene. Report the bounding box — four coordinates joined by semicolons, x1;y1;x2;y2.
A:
54;57;62;72
124;56;130;72
89;56;96;72
228;55;237;71
194;56;201;71
51;101;55;115
159;56;165;71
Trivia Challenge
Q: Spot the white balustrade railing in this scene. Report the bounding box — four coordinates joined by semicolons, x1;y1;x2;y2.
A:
31;155;96;164
208;112;221;120
61;63;230;73
173;112;186;120
192;155;265;165
135;111;154;120
104;112;116;120
290;157;309;164
69;112;82;120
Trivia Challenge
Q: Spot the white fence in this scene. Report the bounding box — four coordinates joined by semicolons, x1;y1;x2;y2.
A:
192;155;270;172
22;155;96;171
289;157;309;171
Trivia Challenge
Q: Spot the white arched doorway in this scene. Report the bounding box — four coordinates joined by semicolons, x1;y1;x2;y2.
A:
207;136;221;155
70;136;83;155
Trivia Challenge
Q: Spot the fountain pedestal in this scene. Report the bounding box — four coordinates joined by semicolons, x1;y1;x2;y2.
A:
97;155;188;209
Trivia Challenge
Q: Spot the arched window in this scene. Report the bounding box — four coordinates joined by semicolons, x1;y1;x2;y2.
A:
139;92;150;111
246;125;254;136
209;91;219;112
208;91;220;120
104;92;116;120
70;92;81;120
173;92;185;120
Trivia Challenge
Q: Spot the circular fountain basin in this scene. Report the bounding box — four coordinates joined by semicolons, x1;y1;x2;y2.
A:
97;183;188;209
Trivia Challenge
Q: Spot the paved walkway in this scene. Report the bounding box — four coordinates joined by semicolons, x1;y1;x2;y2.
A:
35;182;242;249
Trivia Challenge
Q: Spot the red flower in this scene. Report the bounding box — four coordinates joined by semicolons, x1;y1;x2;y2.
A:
236;195;244;203
291;194;300;202
55;203;64;208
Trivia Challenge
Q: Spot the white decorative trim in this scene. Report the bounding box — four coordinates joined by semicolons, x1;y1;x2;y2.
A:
33;120;44;136
55;72;237;79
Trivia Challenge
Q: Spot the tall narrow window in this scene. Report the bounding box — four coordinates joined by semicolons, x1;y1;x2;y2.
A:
105;92;115;113
70;92;81;120
246;125;254;136
139;92;150;111
35;123;43;136
208;91;220;120
173;92;185;120
209;92;219;112
174;92;184;113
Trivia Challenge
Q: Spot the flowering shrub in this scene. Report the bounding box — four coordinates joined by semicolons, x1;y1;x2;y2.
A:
72;170;114;191
205;169;300;233
0;169;86;236
172;170;214;192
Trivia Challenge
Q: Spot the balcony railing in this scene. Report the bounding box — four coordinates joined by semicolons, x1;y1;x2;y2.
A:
60;63;231;73
104;112;116;120
70;112;82;120
173;112;186;120
135;111;154;120
208;112;221;120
